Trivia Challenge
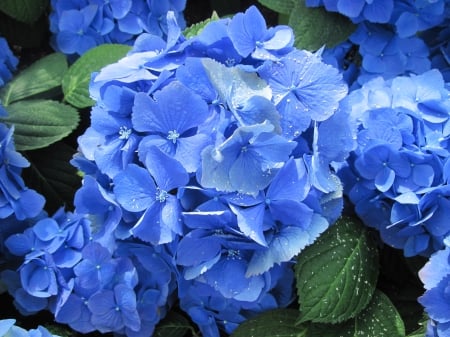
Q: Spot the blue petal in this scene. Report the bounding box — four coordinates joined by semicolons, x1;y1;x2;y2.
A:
246;213;329;276
113;164;156;212
229;203;266;246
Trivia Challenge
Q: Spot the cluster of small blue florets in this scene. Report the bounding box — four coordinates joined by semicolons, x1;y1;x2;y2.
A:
49;0;186;57
337;69;450;258
313;0;450;87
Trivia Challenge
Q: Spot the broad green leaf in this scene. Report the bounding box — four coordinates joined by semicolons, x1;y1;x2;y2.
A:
153;312;194;337
232;309;307;337
1;99;79;150
295;216;379;324
0;53;67;106
23;142;81;213
0;0;47;24
258;0;295;15
288;1;356;51
0;10;47;48
184;11;220;38
62;44;131;109
307;291;406;337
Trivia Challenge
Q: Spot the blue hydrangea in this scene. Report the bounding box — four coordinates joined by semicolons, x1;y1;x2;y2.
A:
419;245;450;337
0;124;46;221
73;6;351;335
49;0;186;57
0;37;18;89
337;69;450;257
7;6;353;336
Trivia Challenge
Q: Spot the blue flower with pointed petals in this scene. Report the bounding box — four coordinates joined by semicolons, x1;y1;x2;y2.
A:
113;146;188;244
228;5;294;61
133;81;211;172
87;283;141;333
201;121;296;195
258;49;348;139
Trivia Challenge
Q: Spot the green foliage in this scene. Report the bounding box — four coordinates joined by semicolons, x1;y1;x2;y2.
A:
0;53;68;106
184;11;220;38
258;0;295;15
23;142;81;213
295;216;379;324
258;0;356;51
153;312;196;337
0;99;79;150
62;44;131;108
0;0;48;24
231;309;307;337
307;290;406;337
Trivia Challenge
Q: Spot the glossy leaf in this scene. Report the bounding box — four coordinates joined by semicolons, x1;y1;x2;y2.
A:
0;53;67;106
22;142;81;213
0;0;48;24
307;291;406;337
231;309;307;337
153;311;193;337
0;99;79;150
295;216;379;324
62;44;131;108
258;0;296;15
288;1;356;51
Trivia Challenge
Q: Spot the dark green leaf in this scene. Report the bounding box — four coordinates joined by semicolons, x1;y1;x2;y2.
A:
0;10;47;48
23;142;81;213
0;0;48;24
62;44;131;109
1;99;79;150
0;53;68;106
295;216;379;324
288;1;356;51
258;0;295;15
232;309;307;337
184;11;220;38
153;311;194;337
307;291;406;337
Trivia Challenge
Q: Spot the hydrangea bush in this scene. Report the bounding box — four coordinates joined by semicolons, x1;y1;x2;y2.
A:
0;0;450;336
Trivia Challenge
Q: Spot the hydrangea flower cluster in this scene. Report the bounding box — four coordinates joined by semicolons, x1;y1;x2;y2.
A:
49;0;186;57
25;5;352;336
337;69;450;257
314;0;450;87
0;37;18;89
0;318;60;337
419;244;450;337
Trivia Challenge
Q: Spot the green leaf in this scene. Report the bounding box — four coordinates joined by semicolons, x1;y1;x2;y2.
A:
23;142;81;213
0;99;79;150
153;311;194;337
184;11;220;38
288;1;356;51
62;44;132;109
0;0;48;24
307;291;406;337
232;309;307;337
258;0;295;15
0;53;68;106
295;216;379;324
